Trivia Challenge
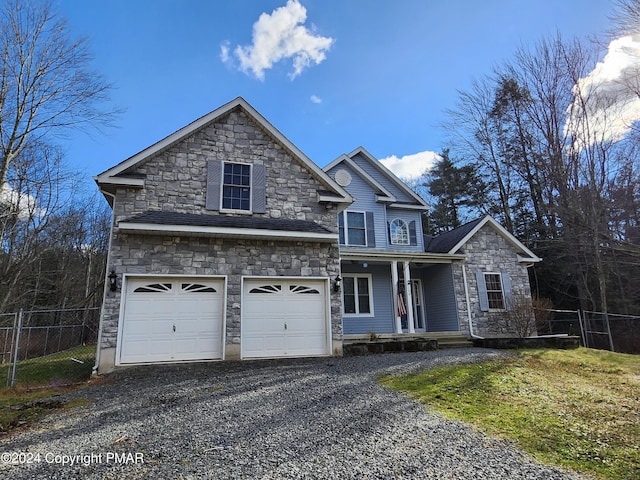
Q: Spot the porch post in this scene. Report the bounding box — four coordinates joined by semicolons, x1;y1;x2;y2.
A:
391;261;402;333
403;261;415;333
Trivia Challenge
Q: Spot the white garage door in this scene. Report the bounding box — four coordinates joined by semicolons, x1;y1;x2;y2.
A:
242;278;329;358
119;277;225;364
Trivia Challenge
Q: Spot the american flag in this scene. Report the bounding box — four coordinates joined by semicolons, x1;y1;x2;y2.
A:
397;293;407;316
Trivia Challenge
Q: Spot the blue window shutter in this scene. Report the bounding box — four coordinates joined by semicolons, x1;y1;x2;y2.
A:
476;270;489;311
252;164;266;213
206;160;221;210
409;221;417;245
338;213;345;244
502;273;512;306
387;222;391;245
365;212;375;247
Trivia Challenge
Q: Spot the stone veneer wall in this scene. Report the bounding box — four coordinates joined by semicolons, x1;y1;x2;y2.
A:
116;108;336;227
100;235;342;350
97;108;343;371
452;225;535;337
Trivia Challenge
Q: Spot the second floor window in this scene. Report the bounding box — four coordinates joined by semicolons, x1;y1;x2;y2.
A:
390;219;409;245
338;211;367;246
222;162;251;211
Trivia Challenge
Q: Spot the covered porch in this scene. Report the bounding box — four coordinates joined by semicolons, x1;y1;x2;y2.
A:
339;251;467;337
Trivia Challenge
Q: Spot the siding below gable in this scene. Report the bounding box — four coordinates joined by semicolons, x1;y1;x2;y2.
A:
341;263;394;334
350;153;417;204
421;264;460;331
327;163;387;248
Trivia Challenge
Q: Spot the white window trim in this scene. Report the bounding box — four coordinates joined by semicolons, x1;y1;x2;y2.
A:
342;274;374;317
484;272;506;310
339;210;367;246
390;218;410;245
220;162;253;214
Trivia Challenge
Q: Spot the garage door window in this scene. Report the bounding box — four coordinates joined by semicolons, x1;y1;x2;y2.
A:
290;285;320;294
134;283;172;293
182;283;217;293
249;284;282;294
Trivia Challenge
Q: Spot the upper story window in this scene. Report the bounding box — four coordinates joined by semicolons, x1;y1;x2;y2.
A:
222;162;251;211
390;219;409;245
338;211;367;246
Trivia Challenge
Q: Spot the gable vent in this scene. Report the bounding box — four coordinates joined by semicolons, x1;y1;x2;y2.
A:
334;169;352;187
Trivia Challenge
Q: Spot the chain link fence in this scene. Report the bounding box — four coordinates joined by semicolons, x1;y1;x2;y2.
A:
535;308;640;354
1;307;100;388
582;311;640;354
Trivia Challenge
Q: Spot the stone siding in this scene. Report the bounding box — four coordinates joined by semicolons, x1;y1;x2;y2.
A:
101;235;342;351
116;109;336;228
98;108;343;370
452;225;535;337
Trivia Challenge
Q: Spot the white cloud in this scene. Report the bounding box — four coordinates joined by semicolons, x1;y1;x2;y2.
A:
379;150;440;180
310;94;322;104
219;41;230;63
224;0;334;80
0;185;39;220
567;35;640;145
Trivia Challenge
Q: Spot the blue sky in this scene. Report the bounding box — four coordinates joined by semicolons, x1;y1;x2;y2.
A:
56;0;615;194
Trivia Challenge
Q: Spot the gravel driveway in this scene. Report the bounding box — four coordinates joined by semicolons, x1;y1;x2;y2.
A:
1;348;586;479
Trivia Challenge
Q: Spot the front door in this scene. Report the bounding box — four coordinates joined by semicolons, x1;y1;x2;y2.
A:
401;279;426;332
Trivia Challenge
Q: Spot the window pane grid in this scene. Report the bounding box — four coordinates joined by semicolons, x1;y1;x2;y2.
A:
222;163;251;210
342;275;372;315
342;211;366;246
484;274;505;309
390;219;409;245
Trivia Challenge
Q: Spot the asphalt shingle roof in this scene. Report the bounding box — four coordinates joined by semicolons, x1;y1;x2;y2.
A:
122;211;333;234
425;217;484;253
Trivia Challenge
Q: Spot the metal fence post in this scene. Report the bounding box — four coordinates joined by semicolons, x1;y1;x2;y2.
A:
604;312;615;352
577;310;586;348
5;312;18;387
9;309;24;388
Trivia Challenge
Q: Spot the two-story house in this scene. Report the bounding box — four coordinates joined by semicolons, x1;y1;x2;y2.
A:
324;148;541;341
93;97;540;373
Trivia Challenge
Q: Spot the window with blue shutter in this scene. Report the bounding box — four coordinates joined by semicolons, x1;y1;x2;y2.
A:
476;271;511;311
338;211;374;247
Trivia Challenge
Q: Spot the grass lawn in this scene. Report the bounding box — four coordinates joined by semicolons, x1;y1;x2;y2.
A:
380;348;640;480
0;344;96;434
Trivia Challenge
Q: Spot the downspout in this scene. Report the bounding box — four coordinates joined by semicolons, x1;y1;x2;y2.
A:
462;263;483;339
92;189;116;376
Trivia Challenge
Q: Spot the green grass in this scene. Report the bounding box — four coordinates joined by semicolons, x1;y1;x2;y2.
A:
0;345;96;434
380;348;640;480
1;344;95;389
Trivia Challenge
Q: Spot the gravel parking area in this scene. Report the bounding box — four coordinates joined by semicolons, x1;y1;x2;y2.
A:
1;348;586;479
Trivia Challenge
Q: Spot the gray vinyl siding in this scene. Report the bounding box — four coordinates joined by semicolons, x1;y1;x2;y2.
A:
327;164;388;248
386;208;424;253
421;264;460;331
341;264;394;334
350;153;416;203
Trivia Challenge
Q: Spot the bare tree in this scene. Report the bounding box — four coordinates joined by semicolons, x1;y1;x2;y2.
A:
442;32;640;314
610;0;640;36
0;0;116;190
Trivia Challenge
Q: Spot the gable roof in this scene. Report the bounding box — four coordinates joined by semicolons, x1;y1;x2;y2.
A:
94;96;352;205
324;147;429;210
325;154;397;202
426;215;541;263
